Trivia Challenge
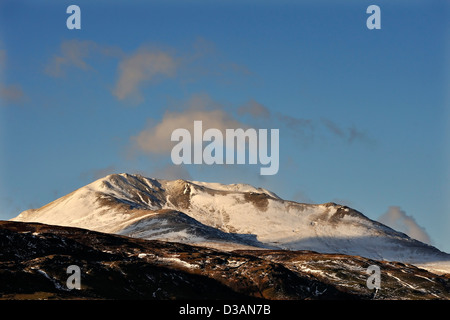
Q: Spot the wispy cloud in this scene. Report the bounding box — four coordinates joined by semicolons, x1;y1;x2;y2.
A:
44;39;252;105
113;47;177;103
378;206;432;245
237;99;373;146
131;94;243;155
45;40;93;77
237;100;271;119
44;40;122;77
182;37;252;81
45;40;177;104
0;84;25;104
0;49;26;105
131;94;375;160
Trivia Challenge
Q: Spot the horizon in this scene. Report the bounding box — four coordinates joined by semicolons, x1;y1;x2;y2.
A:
1;1;449;252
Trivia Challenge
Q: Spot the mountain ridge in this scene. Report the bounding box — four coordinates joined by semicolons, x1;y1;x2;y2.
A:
11;173;450;274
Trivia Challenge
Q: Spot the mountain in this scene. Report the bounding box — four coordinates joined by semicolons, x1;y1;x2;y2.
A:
1;220;449;300
11;173;450;274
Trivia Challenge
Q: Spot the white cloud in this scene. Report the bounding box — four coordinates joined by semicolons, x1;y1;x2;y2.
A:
44;39;252;105
378;206;432;245
113;47;177;103
131;94;243;154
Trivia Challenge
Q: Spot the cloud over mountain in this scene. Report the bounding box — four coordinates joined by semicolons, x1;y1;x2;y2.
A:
113;47;177;103
378;206;432;245
131;94;245;155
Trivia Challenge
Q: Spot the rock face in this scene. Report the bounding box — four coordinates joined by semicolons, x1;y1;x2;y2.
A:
11;173;450;274
1;221;449;300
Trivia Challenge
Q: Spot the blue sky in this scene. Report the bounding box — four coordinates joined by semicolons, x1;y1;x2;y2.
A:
1;1;449;251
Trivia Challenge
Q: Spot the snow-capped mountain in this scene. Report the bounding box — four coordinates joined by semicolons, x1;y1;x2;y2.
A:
11;173;450;273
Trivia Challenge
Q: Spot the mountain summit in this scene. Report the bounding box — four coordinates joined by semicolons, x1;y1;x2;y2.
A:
11;173;450;274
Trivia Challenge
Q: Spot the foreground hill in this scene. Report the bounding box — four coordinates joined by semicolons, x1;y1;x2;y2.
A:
1;221;449;300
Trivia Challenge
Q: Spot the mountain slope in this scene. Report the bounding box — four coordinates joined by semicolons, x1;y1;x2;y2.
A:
11;173;450;273
1;221;449;300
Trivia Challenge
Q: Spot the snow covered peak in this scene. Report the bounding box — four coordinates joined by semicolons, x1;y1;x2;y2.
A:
187;180;281;199
11;172;450;273
90;173;279;198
